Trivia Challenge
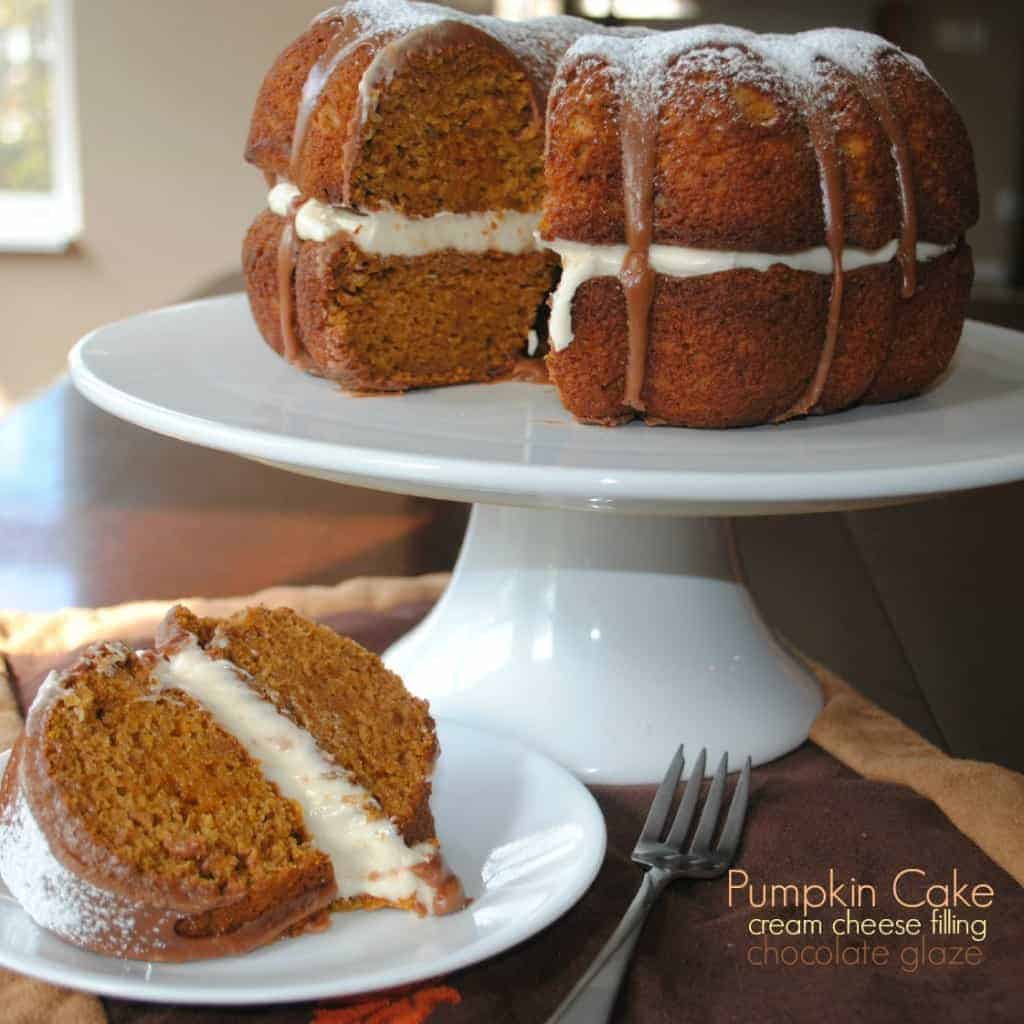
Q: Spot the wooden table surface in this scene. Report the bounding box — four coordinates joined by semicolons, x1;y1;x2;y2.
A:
2;380;1021;773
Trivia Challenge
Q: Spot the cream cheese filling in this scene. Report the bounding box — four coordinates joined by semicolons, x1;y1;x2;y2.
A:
151;640;440;909
541;237;955;352
268;182;542;257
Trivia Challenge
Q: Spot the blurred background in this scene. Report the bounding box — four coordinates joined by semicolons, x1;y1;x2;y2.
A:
1;0;1021;413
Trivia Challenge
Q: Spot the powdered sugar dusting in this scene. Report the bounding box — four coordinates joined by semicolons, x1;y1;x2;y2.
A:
0;780;166;956
556;25;932;121
23;670;69;736
563;25;754;118
799;28;928;79
315;0;602;87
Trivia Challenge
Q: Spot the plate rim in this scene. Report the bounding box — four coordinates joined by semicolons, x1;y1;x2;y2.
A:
67;295;1024;508
0;719;607;1004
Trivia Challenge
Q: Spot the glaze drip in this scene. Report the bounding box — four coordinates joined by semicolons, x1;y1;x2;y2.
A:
619;95;658;412
275;196;304;365
854;74;918;298
782;101;845;419
290;21;365;190
759;46;848;422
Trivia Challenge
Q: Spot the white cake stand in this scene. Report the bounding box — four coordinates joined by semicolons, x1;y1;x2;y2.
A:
69;295;1024;782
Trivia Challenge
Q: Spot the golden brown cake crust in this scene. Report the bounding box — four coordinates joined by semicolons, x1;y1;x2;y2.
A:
815;261;899;414
864;243;973;403
245;18;347;186
243;209;290;360
544;279;632;425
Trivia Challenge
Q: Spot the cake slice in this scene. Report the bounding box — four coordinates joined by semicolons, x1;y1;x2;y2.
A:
0;605;463;962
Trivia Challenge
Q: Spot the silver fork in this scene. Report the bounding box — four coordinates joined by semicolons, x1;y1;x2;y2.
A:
545;746;751;1024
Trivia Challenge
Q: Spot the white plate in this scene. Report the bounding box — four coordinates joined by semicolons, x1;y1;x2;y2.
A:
68;294;1024;514
0;721;605;1004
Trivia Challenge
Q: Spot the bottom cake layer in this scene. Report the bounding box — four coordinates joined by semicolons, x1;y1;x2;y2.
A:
546;243;973;427
244;210;558;391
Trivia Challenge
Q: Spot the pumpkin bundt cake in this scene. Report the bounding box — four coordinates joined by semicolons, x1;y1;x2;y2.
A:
243;6;977;428
540;28;978;426
0;605;463;962
243;0;599;389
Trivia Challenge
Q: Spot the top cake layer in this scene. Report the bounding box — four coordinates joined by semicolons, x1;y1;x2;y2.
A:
245;0;602;216
542;26;978;254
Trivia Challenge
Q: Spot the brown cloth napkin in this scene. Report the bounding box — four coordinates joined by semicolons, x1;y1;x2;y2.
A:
1;576;1022;1024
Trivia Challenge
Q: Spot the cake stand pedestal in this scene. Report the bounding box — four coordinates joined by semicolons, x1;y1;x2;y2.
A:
384;506;820;780
69;296;1024;782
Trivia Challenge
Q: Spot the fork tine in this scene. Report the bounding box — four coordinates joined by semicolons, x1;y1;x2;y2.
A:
665;746;706;848
636;744;685;846
715;756;751;861
689;751;729;853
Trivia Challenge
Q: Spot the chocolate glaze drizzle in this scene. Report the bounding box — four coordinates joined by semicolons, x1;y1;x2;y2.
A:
775;82;845;419
290;13;365;194
276;198;304;365
619;96;658;412
855;72;918;298
781;46;919;415
591;29;924;420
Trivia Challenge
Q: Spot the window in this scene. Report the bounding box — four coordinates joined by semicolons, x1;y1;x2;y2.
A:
574;0;700;19
0;0;80;251
495;0;700;20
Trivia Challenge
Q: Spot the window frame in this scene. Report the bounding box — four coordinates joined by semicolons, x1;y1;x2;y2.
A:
0;0;82;253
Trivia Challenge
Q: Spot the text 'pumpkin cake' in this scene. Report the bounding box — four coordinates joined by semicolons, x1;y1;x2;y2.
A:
0;605;463;962
243;0;600;389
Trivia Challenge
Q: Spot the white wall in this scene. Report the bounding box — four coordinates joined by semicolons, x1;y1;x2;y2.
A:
1;2;353;405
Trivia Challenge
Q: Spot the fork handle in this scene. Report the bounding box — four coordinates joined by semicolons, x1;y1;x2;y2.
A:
544;870;668;1024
